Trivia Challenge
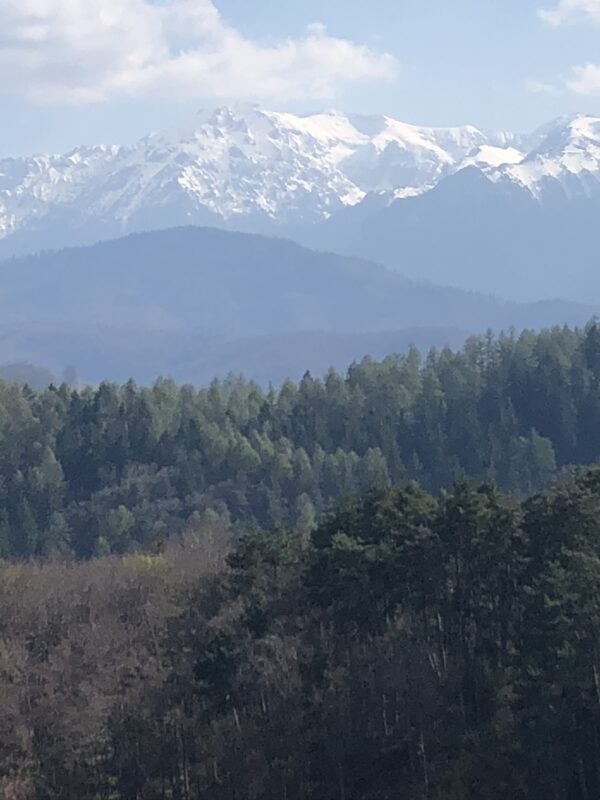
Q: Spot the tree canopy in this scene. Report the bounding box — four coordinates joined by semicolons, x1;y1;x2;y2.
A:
1;323;600;558
1;471;600;798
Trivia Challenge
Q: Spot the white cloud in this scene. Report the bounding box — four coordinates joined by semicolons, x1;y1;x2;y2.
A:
532;63;600;97
0;0;398;105
538;3;600;96
566;63;600;94
539;0;600;25
525;79;561;94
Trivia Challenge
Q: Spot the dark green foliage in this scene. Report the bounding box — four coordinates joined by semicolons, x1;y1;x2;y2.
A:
2;472;600;799
3;323;600;799
3;323;600;557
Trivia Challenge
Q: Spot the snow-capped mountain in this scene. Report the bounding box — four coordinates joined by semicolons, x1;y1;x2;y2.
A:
0;104;521;255
487;115;600;200
309;112;600;304
1;106;600;264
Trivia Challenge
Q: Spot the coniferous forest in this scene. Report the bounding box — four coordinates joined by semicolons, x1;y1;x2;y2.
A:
4;323;600;560
3;323;600;797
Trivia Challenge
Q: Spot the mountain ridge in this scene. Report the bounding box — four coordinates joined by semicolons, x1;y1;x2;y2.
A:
0;226;597;384
0;105;535;257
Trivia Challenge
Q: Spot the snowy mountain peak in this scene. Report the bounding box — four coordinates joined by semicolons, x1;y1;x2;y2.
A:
485;114;600;199
0;106;504;247
527;113;600;157
2;107;600;257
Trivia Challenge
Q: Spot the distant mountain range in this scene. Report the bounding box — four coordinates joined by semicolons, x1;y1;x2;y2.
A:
2;107;600;303
0;227;596;386
0;105;524;253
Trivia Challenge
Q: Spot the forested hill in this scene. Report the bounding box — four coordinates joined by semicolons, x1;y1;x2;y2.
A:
3;322;600;559
1;225;595;336
3;471;600;799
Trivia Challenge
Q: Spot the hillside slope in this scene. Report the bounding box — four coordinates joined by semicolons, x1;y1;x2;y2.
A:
0;226;595;384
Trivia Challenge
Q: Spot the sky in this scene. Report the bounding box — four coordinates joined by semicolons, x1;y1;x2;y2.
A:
2;0;600;156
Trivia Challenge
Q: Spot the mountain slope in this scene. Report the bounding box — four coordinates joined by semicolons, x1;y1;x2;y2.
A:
299;113;600;303
0;227;596;384
308;159;600;303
